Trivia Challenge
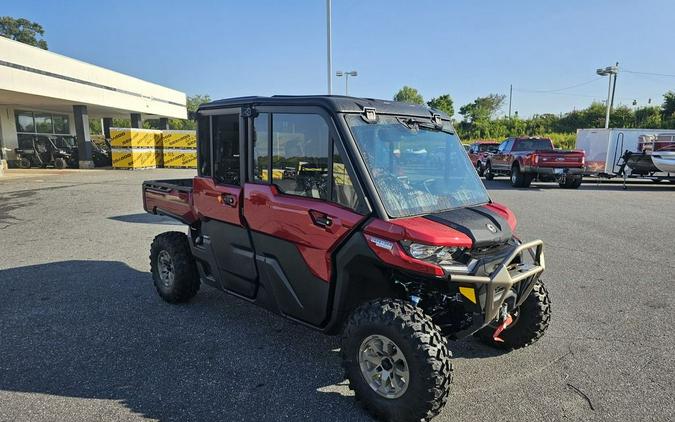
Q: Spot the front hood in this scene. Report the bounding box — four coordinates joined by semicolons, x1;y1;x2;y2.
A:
424;205;513;248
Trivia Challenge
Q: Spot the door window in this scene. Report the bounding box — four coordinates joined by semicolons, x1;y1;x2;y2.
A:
197;114;211;176
271;114;329;200
332;143;359;209
252;113;270;183
212;114;240;185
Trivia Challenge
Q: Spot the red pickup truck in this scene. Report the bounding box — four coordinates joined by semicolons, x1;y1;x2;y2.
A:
484;137;585;188
467;141;500;176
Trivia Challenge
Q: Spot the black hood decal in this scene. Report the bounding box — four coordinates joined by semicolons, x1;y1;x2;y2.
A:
424;206;512;248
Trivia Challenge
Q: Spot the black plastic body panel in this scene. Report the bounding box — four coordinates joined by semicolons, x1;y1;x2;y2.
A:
201;220;258;298
249;232;330;327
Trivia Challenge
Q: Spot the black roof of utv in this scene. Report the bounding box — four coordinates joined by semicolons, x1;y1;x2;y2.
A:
199;95;451;120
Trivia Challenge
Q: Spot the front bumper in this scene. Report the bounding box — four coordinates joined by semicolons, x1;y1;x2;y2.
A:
450;240;545;331
523;166;584;176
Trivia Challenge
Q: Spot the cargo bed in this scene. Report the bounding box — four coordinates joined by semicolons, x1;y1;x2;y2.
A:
142;178;196;224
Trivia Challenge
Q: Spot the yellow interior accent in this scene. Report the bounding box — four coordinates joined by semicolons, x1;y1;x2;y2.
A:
459;286;477;304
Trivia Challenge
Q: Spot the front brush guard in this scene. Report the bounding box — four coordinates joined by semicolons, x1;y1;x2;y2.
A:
450;240;545;327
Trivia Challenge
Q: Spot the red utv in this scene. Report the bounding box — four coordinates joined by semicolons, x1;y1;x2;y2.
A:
142;96;551;421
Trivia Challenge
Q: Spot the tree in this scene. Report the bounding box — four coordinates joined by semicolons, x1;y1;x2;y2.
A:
459;94;506;123
427;94;454;117
634;106;662;128
393;86;424;105
0;17;48;49
661;91;675;120
170;94;211;130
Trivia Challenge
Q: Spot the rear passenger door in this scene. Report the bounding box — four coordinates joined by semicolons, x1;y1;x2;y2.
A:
192;110;258;298
492;139;511;170
243;108;368;326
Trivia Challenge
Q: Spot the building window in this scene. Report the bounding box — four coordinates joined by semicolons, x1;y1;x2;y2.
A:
16;112;35;133
53;115;70;134
272;113;329;200
15;110;70;136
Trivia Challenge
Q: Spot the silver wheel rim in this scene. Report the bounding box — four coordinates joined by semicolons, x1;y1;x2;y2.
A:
511;171;517;184
358;334;409;399
157;250;175;288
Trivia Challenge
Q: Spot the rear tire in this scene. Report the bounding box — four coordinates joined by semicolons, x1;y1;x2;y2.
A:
484;162;494;180
476;280;551;350
510;164;532;188
150;231;200;303
341;299;453;422
54;157;67;170
559;175;582;189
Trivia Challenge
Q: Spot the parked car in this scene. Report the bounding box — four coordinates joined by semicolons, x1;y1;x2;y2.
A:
484;136;585;188
142;96;550;421
467;141;500;176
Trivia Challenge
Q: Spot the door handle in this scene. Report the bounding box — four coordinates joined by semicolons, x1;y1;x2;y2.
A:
220;194;237;207
309;210;333;229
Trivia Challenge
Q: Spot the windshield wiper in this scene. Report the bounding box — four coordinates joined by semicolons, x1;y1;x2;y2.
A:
397;117;454;134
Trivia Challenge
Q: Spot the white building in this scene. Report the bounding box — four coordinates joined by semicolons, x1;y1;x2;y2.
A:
0;36;187;169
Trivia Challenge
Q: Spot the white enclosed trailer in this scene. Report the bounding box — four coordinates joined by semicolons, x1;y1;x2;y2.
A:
575;128;662;175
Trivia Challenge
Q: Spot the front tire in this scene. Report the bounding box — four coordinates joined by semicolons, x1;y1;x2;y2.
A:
150;231;200;303
484;162;494;180
476;280;551;350
476;161;484;177
341;299;453;422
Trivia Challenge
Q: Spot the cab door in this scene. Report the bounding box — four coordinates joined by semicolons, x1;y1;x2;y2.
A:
192;110;258;298
243;109;367;326
492;139;511;170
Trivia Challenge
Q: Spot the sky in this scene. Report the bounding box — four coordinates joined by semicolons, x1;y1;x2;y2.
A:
3;0;675;118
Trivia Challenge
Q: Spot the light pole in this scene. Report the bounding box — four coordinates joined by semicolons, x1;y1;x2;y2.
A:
326;0;332;94
596;63;619;128
336;70;357;95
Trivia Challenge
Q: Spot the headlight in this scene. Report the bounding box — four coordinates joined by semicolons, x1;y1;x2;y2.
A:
401;241;465;265
407;243;457;261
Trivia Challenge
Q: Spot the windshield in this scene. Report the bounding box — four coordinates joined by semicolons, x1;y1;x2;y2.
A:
53;136;76;149
347;115;490;218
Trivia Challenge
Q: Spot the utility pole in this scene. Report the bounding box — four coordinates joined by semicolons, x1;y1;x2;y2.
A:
508;84;513;118
596;63;619;129
609;62;619;112
326;0;332;95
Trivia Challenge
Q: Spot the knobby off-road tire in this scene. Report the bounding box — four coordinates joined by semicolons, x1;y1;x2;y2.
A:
484;162;494;180
150;231;200;303
476;280;551;350
559;175;582;189
341;299;453;422
18;158;31;169
54;157;68;170
510;164;532;188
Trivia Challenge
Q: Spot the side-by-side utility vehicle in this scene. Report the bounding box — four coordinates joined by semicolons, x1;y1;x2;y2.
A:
142;96;551;422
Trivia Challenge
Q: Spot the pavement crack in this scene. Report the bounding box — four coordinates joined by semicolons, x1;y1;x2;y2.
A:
566;383;595;411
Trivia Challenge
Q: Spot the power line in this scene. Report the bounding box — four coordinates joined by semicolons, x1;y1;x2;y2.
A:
623;69;675;78
515;77;604;93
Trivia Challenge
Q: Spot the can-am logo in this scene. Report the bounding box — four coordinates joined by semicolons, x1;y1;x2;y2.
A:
486;223;498;233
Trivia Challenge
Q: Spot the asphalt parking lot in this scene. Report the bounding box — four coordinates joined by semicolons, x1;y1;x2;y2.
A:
0;169;673;422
